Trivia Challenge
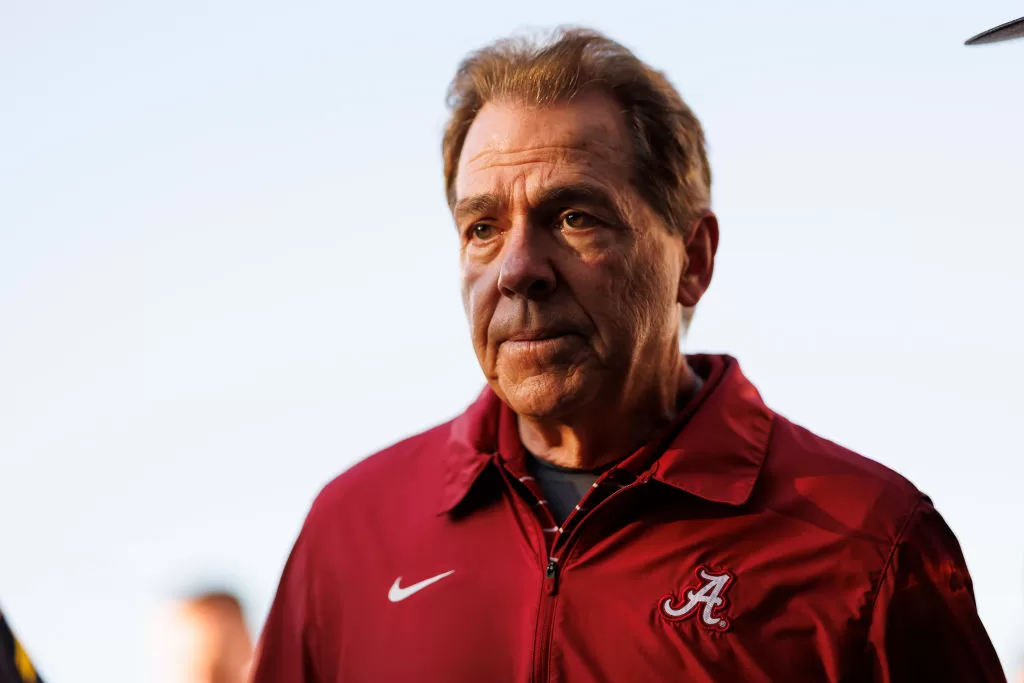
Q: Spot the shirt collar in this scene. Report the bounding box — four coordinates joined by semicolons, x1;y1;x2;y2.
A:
439;354;774;514
633;354;774;505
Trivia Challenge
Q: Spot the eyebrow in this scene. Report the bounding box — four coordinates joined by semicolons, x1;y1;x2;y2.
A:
453;193;503;223
453;183;626;226
534;184;621;218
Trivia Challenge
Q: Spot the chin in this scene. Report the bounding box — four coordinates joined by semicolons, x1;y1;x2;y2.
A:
495;371;596;419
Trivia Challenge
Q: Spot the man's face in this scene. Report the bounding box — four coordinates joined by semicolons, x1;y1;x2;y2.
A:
454;91;709;418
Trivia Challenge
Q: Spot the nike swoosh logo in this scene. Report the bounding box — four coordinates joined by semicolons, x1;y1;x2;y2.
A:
388;570;455;603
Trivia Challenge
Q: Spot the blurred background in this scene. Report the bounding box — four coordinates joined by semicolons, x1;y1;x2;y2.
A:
1;0;1022;680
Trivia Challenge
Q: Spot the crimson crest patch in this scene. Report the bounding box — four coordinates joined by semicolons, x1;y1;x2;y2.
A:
660;566;735;632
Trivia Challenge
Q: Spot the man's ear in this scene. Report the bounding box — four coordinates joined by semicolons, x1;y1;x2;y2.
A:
677;211;719;308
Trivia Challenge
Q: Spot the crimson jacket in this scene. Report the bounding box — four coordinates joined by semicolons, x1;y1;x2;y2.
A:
251;354;1005;682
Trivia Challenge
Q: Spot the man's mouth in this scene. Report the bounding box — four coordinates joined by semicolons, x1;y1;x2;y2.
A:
505;329;577;343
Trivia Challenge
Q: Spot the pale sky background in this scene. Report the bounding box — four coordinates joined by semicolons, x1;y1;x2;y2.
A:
1;1;1022;680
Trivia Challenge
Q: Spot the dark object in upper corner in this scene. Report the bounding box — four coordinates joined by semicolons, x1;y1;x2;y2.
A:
965;15;1024;45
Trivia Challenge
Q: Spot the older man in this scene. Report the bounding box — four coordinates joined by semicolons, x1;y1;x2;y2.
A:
251;28;1004;682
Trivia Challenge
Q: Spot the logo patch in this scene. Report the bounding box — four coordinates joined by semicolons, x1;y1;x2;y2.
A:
660;565;734;631
388;570;455;603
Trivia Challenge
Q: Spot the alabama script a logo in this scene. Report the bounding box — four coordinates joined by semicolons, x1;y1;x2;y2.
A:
660;565;734;631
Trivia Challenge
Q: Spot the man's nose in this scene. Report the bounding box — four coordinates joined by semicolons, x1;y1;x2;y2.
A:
497;224;557;301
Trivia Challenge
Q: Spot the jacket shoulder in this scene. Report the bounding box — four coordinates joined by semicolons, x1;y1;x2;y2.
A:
760;415;925;542
306;419;455;524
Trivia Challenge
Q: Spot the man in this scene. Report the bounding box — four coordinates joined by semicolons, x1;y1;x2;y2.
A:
151;590;253;683
0;610;42;683
251;28;1005;682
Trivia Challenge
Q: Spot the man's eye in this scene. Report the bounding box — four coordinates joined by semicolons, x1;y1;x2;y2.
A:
471;223;497;241
561;212;599;230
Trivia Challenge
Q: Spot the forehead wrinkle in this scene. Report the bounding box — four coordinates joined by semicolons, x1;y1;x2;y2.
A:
464;135;625;168
524;173;619;208
462;147;630;201
486;162;627;201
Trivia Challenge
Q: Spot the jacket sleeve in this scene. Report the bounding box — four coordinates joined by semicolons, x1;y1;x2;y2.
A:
862;497;1006;682
249;523;325;683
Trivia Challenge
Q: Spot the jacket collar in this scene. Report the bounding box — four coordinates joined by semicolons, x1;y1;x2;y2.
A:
439;354;774;514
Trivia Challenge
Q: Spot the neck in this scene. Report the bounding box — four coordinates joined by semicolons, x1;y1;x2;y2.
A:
518;355;701;470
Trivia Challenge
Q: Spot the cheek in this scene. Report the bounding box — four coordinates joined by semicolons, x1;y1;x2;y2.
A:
584;242;676;337
564;255;639;348
629;243;682;333
461;262;497;354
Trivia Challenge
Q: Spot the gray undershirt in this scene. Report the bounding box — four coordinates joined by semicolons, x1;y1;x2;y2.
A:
526;456;603;525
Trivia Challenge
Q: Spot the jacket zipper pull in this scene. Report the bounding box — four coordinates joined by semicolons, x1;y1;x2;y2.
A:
544;558;559;595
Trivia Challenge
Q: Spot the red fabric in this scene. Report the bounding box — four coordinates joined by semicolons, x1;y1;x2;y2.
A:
250;355;1005;682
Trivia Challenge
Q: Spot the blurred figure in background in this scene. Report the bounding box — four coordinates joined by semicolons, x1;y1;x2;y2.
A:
149;589;252;683
0;609;42;683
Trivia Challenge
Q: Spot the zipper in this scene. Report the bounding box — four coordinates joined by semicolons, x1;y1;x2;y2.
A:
530;478;645;682
532;556;560;683
544;557;559;594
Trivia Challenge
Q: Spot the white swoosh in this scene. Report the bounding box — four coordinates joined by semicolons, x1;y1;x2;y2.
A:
388;570;455;602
